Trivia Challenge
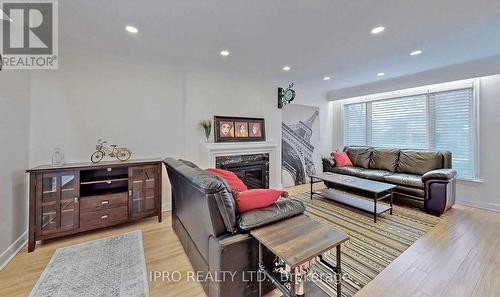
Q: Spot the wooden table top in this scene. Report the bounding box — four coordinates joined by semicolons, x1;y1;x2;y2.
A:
250;215;349;268
27;158;163;172
310;172;396;193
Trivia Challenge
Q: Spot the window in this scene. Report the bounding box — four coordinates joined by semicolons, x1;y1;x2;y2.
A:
343;85;476;180
343;103;366;146
371;95;428;149
429;88;474;179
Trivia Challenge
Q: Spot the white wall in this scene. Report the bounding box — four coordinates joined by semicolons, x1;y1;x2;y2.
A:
329;74;500;212
29;50;186;210
28;50;281;210
183;68;281;165
29;51;186;165
0;71;31;267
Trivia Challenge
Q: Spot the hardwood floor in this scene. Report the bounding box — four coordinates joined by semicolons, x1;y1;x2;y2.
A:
354;202;500;297
0;183;498;297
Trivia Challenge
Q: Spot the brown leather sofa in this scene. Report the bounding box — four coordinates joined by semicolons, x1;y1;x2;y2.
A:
322;146;457;215
164;158;305;297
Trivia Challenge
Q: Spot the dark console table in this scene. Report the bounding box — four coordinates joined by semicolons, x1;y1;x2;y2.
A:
26;159;163;252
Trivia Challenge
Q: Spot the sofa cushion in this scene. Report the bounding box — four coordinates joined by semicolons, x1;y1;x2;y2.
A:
397;150;443;175
393;185;425;199
384;173;424;189
369;148;400;172
234;189;285;213
206;168;248;192
346;147;372;169
237;198;305;231
331;166;364;176
322;156;336;167
355;169;392;182
332;151;353;167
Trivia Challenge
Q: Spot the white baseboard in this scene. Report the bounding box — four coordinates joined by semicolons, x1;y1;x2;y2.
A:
456;199;500;213
0;230;28;271
162;202;172;212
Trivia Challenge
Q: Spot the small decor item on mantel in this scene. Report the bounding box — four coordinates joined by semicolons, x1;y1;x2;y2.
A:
214;116;266;143
91;139;132;163
200;119;212;142
51;147;65;166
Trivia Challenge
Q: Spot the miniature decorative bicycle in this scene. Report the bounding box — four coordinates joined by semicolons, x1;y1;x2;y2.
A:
91;139;132;163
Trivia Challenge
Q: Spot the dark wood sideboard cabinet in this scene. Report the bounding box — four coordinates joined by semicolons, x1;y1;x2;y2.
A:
26;159;163;252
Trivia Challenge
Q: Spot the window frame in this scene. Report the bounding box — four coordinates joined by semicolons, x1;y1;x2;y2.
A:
340;78;480;181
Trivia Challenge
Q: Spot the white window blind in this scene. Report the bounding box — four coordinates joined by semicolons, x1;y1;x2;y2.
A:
343;103;366;146
371;95;428;149
429;88;474;179
343;86;476;180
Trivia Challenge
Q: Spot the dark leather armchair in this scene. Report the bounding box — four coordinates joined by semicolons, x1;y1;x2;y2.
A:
164;158;305;297
322;147;457;215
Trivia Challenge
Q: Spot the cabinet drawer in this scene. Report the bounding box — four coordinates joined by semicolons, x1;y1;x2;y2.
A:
80;206;128;229
80;192;128;213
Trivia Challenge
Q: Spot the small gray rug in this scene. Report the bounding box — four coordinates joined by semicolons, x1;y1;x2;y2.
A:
29;230;150;297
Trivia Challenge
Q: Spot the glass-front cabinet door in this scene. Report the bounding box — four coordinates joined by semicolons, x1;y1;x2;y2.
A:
129;165;157;218
37;171;80;235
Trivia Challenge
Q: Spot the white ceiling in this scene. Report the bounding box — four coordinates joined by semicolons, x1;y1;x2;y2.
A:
59;0;500;98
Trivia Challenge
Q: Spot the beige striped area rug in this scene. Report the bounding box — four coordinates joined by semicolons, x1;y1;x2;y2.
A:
292;191;442;297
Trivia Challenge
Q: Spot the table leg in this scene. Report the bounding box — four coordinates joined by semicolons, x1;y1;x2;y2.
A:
290;270;296;296
310;176;313;200
390;189;393;215
374;193;377;223
336;245;342;297
258;242;263;297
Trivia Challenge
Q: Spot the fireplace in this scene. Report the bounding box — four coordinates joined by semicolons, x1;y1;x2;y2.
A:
216;154;269;189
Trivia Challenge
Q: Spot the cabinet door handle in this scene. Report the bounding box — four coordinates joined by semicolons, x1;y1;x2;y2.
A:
101;200;109;205
129;190;133;196
74;197;79;203
101;215;109;220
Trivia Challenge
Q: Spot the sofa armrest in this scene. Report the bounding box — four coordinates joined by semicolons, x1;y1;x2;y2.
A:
237;198;305;232
322;156;336;172
422;169;457;183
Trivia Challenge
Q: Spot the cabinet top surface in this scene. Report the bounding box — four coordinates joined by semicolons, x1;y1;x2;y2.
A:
27;158;163;172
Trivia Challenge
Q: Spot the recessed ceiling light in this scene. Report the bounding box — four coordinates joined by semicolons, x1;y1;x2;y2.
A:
283;66;291;71
377;72;385;77
410;50;423;56
125;26;138;34
220;50;230;56
323;76;331;81
371;26;385;34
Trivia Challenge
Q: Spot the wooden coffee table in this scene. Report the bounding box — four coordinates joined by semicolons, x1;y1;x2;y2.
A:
251;215;349;297
310;172;396;223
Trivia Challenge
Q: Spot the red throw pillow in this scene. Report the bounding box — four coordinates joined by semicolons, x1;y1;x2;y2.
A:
234;189;285;213
332;151;353;167
205;168;248;192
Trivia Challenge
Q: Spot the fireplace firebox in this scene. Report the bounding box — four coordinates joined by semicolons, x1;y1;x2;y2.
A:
215;154;269;189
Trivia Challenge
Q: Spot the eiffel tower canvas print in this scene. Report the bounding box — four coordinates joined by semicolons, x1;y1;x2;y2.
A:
281;104;321;187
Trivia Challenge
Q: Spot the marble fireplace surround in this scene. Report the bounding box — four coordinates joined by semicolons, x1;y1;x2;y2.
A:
199;142;281;188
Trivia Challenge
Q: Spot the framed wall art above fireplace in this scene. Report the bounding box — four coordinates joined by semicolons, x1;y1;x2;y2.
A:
214;116;266;143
